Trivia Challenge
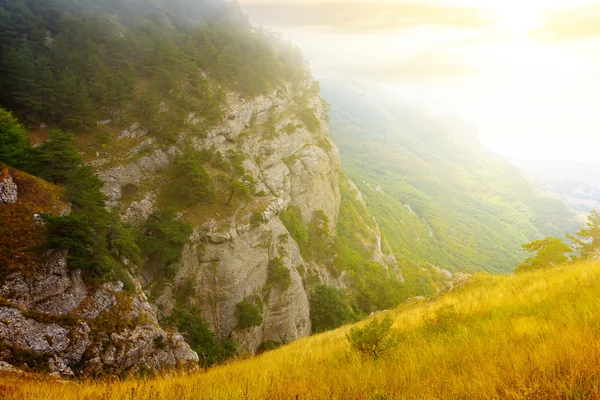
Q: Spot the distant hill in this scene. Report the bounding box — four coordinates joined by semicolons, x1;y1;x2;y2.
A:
321;81;579;274
510;159;600;218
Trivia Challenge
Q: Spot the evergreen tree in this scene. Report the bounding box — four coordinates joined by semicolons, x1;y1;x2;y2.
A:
0;107;29;168
166;147;216;208
28;129;83;184
516;237;572;273
567;210;600;261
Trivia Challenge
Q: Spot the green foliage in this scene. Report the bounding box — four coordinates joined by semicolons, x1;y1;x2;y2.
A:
24;128;140;287
164;147;215;209
323;81;578;281
567;210;600;261
0;107;29;168
307;210;334;263
280;206;309;256
137;210;192;279
309;285;355;333
43;213;96;270
347;316;399;359
256;340;282;354
0;0;307;132
515;237;572;273
27;129;83;185
267;257;292;292
250;212;266;228
332;179;410;314
298;107;320;134
236;300;263;330
171;306;238;368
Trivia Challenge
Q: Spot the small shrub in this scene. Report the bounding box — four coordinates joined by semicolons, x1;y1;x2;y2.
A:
236;300;263;330
298;107;320;133
310;285;355;333
250;212;266;228
423;305;461;334
137;209;193;279
280;206;309;256
267;257;291;292
257;340;282;354
347;316;399;359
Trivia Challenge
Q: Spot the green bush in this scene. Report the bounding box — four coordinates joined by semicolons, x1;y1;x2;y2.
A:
164;147;215;209
298;107;320;134
309;285;355;333
268;257;292;292
257;340;282;354
0;107;29;168
347;316;399;359
171;307;238;368
236;300;263;330
137;210;193;279
280;206;309;256
250;212;266;228
27;129;84;185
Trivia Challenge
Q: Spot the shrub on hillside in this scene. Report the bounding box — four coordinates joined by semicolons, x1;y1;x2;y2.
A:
137;209;193;279
236;300;263;330
0;107;29;168
267;257;291;292
309;285;355;333
164;147;215;208
347;316;399;359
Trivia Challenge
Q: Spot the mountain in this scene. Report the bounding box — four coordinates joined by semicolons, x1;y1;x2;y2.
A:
322;81;579;275
510;159;600;218
7;261;600;399
0;0;404;376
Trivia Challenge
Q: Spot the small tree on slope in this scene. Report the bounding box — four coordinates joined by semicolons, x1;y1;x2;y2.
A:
567;209;600;261
515;236;572;273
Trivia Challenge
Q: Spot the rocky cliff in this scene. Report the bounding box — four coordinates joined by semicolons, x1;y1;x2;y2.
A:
90;80;401;353
0;169;198;376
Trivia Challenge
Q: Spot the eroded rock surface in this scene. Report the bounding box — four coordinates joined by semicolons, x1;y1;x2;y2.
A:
0;169;17;204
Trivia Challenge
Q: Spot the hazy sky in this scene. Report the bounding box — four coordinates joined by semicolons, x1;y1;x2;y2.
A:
240;0;600;163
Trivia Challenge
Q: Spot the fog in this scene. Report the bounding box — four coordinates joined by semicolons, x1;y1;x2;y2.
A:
240;0;600;164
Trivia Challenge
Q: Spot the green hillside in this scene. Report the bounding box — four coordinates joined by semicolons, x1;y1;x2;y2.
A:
323;81;578;274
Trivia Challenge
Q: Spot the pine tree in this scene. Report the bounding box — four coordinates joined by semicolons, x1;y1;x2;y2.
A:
516;237;572;273
567;210;600;261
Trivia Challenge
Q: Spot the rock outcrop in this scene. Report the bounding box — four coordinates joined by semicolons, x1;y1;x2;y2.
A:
87;80;404;354
0;168;17;204
0;251;198;376
0;81;402;375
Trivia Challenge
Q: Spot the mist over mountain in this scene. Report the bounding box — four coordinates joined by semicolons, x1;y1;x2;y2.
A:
322;80;578;275
0;0;598;396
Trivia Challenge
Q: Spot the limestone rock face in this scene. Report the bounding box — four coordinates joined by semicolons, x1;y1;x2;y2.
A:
0;169;17;205
0;251;198;376
88;80;394;356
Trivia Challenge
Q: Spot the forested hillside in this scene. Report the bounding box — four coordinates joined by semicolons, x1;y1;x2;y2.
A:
0;0;414;375
323;81;578;275
0;0;306;132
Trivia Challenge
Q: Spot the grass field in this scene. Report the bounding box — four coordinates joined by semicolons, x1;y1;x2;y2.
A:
4;262;600;399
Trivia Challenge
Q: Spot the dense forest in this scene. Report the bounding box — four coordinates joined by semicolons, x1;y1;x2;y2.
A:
0;0;306;133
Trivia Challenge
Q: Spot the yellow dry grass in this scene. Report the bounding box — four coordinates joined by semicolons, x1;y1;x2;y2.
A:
5;262;600;399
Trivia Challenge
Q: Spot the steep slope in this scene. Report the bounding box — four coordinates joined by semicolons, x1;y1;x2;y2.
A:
7;261;600;399
0;0;404;372
0;167;198;376
322;81;579;274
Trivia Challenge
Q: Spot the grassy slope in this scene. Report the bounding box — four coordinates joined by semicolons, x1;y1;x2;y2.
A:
5;262;600;399
0;168;66;274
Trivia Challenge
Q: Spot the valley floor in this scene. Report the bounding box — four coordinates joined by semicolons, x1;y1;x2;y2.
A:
4;262;600;399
